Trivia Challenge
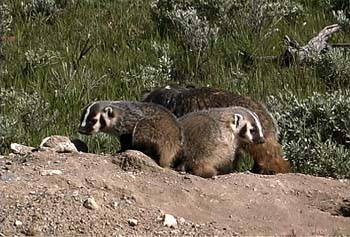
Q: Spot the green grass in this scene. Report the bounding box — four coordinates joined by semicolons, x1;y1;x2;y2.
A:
0;0;347;155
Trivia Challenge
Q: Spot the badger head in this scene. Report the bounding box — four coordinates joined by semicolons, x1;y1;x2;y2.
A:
231;107;265;145
79;101;116;135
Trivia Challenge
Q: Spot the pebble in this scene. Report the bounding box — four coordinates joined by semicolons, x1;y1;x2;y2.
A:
163;214;177;228
128;218;138;226
112;202;119;209
25;226;41;236
83;197;99;210
178;217;186;225
15;220;23;226
0;173;17;182
40;170;62;176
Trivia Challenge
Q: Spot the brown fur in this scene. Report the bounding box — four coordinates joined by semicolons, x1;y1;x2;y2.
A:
143;86;290;174
79;101;183;168
178;107;265;178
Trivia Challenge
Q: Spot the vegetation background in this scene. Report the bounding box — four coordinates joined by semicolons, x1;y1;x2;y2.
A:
1;0;349;178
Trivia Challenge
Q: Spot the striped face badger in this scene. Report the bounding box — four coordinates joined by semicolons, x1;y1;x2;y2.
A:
79;101;114;135
178;106;265;178
79;101;183;168
233;109;265;145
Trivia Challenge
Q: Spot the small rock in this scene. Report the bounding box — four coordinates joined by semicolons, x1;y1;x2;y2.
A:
83;197;99;210
178;217;186;225
15;220;23;226
10;143;34;155
40;169;62;176
39;135;78;153
71;190;79;197
170;230;180;235
128;218;138;227
163;214;177;228
112;202;119;209
25;226;41;236
0;173;17;182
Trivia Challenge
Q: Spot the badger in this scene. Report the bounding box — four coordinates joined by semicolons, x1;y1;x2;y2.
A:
178;106;265;178
79;101;183;168
143;85;290;174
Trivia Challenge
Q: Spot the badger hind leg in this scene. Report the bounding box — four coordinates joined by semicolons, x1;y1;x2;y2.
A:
132;117;182;168
189;161;217;178
247;136;290;174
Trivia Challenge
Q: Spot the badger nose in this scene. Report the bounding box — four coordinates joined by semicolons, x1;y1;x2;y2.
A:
78;126;89;135
256;137;265;144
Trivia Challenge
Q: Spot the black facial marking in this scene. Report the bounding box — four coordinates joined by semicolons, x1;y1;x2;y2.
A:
87;116;97;127
239;124;247;139
235;115;241;128
250;127;257;135
107;109;113;118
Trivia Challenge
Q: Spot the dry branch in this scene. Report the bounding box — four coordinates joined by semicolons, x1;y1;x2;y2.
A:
246;24;348;67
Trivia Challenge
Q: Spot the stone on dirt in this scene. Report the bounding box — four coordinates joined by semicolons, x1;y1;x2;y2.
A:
83;197;99;210
128;218;138;227
40;169;62;176
163;214;177;228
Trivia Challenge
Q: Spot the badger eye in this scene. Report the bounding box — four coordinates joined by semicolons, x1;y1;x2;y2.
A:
250;128;257;134
88;118;97;125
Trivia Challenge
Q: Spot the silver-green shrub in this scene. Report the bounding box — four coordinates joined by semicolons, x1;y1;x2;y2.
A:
151;0;303;41
121;42;173;90
220;0;303;39
0;88;57;152
312;48;350;89
0;3;13;33
268;91;350;178
25;48;61;70
21;0;66;17
165;6;219;53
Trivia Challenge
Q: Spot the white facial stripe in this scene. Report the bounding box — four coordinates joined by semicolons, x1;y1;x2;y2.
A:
245;109;264;138
39;136;50;148
81;102;96;127
245;123;253;141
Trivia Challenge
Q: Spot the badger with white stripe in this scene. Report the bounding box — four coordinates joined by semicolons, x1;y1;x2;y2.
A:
79;101;183;168
143;86;290;174
178;106;265;178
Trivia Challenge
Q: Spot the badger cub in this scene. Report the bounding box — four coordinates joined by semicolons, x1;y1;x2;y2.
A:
179;106;265;178
79;101;183;168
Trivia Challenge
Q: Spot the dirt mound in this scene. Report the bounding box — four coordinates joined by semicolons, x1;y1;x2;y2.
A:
1;150;349;236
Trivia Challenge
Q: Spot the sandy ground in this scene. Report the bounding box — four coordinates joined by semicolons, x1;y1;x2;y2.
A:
1;150;349;236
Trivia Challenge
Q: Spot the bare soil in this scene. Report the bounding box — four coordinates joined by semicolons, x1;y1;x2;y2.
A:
1;150;349;236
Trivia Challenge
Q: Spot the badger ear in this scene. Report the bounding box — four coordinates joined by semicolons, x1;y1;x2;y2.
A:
234;114;243;129
104;106;114;118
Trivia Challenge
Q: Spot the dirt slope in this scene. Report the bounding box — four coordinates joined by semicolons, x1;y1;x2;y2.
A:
1;150;349;236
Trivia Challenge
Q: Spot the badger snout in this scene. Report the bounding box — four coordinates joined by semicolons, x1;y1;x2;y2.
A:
254;136;265;144
78;125;93;135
